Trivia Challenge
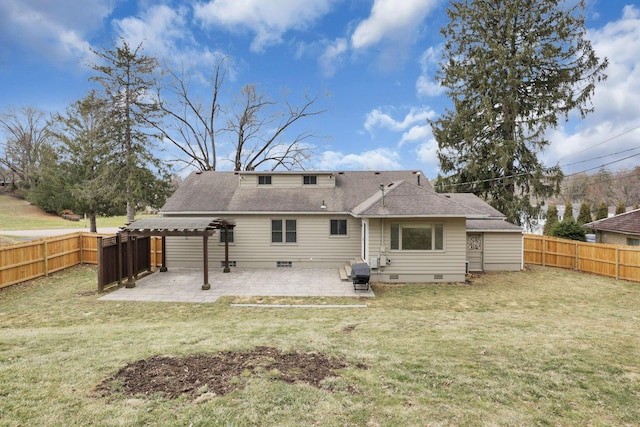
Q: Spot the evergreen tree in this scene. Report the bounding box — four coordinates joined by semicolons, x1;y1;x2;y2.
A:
432;0;608;226
577;201;592;225
543;203;559;236
89;38;171;222
615;201;626;215
551;220;586;242
43;92;125;231
563;199;574;223
595;201;608;220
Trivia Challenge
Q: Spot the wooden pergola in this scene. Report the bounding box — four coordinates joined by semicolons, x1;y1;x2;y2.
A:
118;217;236;290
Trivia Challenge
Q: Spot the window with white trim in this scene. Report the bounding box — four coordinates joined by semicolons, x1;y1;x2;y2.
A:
272;219;297;243
390;223;444;250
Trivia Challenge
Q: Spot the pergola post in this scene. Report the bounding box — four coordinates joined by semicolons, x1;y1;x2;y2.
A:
202;233;210;290
125;235;135;288
160;235;167;272
223;224;231;273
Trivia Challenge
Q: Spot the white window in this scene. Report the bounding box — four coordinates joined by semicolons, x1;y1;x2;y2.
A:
391;223;444;251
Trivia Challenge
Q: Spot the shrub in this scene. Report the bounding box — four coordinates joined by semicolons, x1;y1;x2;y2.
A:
551;220;587;241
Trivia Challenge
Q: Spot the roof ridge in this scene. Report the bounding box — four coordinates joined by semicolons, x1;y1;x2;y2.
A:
350;180;404;215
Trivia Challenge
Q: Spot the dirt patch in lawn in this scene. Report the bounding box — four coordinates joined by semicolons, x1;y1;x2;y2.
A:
98;346;356;399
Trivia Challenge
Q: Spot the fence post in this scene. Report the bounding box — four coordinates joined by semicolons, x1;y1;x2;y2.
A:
574;241;578;269
43;241;48;276
616;247;619;280
542;235;546;267
79;232;84;265
97;236;103;292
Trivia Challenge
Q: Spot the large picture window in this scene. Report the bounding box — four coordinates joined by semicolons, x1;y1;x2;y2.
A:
272;219;297;243
390;223;444;250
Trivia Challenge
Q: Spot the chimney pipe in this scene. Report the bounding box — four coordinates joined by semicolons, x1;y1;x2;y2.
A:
417;171;421;186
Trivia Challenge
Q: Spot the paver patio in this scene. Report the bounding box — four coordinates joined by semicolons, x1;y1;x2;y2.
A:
98;267;375;303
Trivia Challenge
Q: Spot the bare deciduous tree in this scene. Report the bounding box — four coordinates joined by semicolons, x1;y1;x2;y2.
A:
0;107;52;190
228;84;323;171
154;61;226;171
156;59;326;172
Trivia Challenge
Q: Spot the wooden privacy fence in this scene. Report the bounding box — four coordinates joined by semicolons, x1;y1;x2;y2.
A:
0;232;162;289
97;235;156;292
524;234;640;283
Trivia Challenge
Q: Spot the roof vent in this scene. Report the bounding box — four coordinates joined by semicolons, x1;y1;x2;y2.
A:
417;171;421;186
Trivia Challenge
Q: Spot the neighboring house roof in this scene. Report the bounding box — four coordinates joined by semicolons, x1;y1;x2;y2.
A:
466;219;523;232
584;208;640;235
160;170;513;221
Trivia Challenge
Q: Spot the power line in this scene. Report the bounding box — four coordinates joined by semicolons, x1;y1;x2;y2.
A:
555;124;640;162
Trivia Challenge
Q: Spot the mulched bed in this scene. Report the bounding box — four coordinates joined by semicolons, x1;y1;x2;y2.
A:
98;346;358;399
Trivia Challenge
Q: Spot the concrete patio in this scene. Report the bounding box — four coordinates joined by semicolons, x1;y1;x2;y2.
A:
98;267;375;303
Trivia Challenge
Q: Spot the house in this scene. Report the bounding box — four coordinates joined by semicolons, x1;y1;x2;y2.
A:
159;170;523;282
584;209;640;246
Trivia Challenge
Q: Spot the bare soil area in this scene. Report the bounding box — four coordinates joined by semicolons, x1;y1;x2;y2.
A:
98;346;361;399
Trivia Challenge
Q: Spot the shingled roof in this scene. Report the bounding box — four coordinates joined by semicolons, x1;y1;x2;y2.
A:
584;209;640;235
160;170;509;219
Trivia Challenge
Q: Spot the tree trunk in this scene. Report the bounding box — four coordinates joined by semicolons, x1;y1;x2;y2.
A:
89;210;97;233
127;201;135;224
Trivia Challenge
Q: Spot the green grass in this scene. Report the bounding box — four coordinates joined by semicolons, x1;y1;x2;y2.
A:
1;265;639;426
0;194;153;231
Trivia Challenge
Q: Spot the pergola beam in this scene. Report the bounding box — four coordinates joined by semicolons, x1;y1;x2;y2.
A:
118;217;235;290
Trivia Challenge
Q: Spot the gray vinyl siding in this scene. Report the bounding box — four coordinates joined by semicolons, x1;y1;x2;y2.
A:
367;217;467;282
482;232;523;271
165;214;359;268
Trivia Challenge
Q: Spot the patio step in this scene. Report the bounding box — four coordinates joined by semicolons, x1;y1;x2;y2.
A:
338;265;349;281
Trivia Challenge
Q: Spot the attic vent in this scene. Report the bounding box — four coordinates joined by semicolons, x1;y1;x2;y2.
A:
434;274;444;280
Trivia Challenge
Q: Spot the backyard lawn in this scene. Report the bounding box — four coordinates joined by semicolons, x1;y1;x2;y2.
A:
1;265;639;426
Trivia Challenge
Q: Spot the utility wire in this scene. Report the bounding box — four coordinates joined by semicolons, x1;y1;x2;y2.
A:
555;124;640;162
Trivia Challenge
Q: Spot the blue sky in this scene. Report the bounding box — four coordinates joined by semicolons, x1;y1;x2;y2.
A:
1;0;639;178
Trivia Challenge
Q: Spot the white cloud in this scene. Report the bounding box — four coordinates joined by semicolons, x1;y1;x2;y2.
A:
194;0;336;52
544;5;640;174
400;124;432;146
351;0;438;50
315;148;402;170
364;106;436;138
0;0;111;65
319;38;348;77
416;46;444;97
113;5;227;72
416;137;440;175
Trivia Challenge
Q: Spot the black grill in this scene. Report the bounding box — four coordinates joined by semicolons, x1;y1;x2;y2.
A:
351;262;370;291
